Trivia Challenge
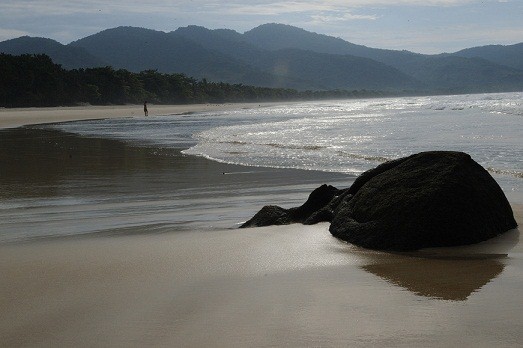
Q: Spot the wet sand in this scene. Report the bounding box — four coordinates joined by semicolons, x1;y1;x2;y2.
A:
0;210;521;347
1;107;522;347
0;126;351;242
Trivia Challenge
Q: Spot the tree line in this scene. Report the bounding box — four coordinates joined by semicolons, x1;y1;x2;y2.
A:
0;53;389;108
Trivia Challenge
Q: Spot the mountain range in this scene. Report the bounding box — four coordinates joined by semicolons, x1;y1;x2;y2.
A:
1;23;522;93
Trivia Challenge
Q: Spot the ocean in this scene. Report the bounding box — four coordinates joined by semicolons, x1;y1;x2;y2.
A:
185;92;522;189
56;91;523;199
0;92;522;242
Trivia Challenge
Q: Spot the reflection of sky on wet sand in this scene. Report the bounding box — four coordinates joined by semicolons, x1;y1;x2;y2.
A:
0;126;351;242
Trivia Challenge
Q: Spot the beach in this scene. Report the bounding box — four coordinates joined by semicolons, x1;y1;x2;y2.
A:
1;103;522;347
0;102;289;129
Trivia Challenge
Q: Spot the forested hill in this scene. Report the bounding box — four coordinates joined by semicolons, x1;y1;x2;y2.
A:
0;53;387;108
453;43;523;71
0;36;105;69
2;24;523;94
68;26;418;91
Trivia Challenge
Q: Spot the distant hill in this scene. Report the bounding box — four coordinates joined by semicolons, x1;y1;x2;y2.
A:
69;27;258;82
453;43;523;71
405;55;523;93
172;25;419;91
1;23;522;93
243;24;428;73
242;23;523;92
69;26;310;89
244;23;375;56
0;36;105;69
69;26;417;90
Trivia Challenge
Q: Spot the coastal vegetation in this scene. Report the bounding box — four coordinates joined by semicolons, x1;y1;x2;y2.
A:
0;53;386;108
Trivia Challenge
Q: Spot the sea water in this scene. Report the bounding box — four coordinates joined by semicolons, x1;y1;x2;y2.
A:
1;92;522;242
54;91;523;202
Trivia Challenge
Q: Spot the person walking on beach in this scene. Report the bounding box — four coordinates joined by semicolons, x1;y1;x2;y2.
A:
144;101;148;116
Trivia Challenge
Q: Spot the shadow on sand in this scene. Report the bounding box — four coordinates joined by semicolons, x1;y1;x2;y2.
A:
359;228;519;301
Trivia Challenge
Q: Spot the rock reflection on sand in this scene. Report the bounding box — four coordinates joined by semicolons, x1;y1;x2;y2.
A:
359;228;519;301
363;257;504;301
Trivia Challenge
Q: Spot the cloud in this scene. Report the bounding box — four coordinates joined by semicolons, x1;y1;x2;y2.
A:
0;28;32;41
0;0;183;16
195;0;481;17
311;12;379;23
346;23;523;53
312;0;476;5
0;0;480;17
0;0;519;52
217;2;333;16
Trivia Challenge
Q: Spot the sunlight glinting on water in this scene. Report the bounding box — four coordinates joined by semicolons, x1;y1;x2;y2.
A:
184;93;522;179
51;92;522;201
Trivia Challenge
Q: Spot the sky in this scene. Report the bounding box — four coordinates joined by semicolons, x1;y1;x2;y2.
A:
0;0;522;54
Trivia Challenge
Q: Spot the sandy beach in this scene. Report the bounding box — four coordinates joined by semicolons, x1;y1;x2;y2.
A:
1;208;521;347
0;102;288;129
1;105;522;347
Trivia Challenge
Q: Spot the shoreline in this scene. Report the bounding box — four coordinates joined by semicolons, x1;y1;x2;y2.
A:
0;101;290;129
1;103;520;242
0;125;354;244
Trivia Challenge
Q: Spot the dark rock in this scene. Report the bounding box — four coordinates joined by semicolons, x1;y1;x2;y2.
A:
303;189;353;225
242;151;517;252
289;184;339;221
241;184;340;228
345;156;411;196
241;205;291;227
330;151;517;251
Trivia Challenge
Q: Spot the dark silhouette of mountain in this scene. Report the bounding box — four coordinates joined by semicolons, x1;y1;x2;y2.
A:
244;23;373;56
243;23;523;91
69;27;253;81
171;25;264;68
2;24;522;93
453;43;523;71
173;25;419;90
174;25;246;45
69;26;417;90
247;48;419;90
405;55;523;92
0;36;105;69
243;23;425;72
69;26;309;89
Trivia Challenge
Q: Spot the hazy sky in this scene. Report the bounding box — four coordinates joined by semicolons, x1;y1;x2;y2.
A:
0;0;521;54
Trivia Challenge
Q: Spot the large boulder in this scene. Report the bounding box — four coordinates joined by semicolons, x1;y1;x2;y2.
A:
330;151;517;250
242;151;518;251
